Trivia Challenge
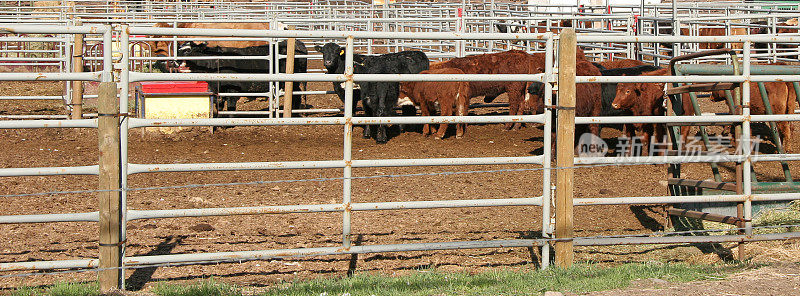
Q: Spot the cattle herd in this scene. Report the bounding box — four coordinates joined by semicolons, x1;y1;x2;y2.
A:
161;30;797;153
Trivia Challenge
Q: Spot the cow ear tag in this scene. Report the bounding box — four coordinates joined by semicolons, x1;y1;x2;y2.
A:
340;49;345;56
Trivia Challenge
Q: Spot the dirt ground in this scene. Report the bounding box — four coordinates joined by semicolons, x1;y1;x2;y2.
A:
1;60;799;292
588;261;800;296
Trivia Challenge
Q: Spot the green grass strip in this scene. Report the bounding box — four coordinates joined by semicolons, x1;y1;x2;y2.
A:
9;262;751;296
152;278;242;296
9;282;99;296
263;262;749;296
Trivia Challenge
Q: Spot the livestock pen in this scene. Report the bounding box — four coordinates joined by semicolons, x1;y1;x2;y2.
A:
2;0;800;292
2;23;800;291
5;1;800;119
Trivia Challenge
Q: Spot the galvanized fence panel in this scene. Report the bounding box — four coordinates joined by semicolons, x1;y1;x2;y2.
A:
1;16;800;290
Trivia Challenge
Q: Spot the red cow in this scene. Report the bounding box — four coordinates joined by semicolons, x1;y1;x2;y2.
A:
400;68;470;139
597;59;646;70
611;68;696;155
430;50;537;130
698;27;748;50
711;81;796;153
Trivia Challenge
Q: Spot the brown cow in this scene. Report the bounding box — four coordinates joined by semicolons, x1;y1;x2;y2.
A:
775;21;800;59
711;82;796;153
430;50;537;130
611;68;696;155
400;68;470;139
698;27;748;50
527;60;603;140
597;59;646;70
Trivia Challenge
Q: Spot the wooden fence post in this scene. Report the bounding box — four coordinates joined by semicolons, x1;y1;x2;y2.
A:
71;23;84;120
98;82;122;292
283;26;296;118
554;28;577;268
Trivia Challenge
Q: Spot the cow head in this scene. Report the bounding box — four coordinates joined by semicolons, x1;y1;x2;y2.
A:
611;83;642;111
149;42;172;73
522;65;548;114
177;41;208;56
526;81;547;114
314;42;344;71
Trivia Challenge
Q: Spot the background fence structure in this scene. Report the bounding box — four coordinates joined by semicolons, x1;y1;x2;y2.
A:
2;0;800;292
3;1;800;119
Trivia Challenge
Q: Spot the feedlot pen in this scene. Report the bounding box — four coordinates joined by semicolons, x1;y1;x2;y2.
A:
6;1;800;118
2;1;800;291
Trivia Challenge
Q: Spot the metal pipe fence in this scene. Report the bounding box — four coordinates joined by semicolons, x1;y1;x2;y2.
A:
0;11;800;289
5;2;800;117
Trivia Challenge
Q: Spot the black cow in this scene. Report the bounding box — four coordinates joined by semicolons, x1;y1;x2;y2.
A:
597;65;662;76
315;42;429;143
494;22;524;34
313;43;366;113
494;22;526;46
527;64;663;134
355;50;429;143
177;40;308;116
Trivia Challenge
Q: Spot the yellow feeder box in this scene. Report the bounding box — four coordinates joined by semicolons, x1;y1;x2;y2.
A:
135;81;214;135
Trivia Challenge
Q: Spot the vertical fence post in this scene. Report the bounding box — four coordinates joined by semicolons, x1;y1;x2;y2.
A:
554;28;576;268
98;81;122;292
541;33;555;269
71;23;84;120
741;40;754;261
342;36;355;251
283;26;296;118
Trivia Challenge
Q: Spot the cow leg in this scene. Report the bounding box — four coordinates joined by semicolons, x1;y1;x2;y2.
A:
291;83;303;112
224;97;238;119
435;99;453;140
362;104;373;139
622;124;638;157
641;124;654;156
506;92;524;130
214;97;226;117
503;96;517;130
653;123;666;156
625;126;636;158
399;105;417;133
419;100;432;137
591;103;602;137
375;94;392;144
778;121;793;154
302;81;308;107
680;125;691;151
455;89;468;139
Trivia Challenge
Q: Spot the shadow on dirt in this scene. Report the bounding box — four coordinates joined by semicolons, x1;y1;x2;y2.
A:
126;235;187;291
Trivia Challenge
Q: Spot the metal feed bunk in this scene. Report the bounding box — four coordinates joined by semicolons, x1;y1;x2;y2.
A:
666;49;800;255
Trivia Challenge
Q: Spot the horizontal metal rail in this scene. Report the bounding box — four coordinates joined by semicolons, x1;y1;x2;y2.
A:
0;25;109;34
128;27;553;40
576;75;800;83
0;119;97;129
0;165;99;177
128;156;543;174
127;197;544;221
4;232;798;271
0;212;99;223
129;72;547;83
127;115;547;128
0;72;101;81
